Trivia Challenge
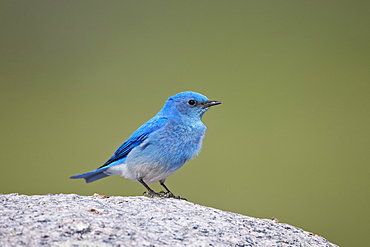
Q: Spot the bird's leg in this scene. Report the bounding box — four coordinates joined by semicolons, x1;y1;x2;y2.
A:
138;178;163;198
159;180;187;200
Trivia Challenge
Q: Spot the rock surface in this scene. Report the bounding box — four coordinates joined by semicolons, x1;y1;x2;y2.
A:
0;193;337;246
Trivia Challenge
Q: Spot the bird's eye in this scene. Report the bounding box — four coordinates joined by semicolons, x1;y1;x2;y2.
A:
188;99;197;106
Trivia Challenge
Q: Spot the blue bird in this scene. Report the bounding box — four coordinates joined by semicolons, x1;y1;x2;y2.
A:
70;91;222;199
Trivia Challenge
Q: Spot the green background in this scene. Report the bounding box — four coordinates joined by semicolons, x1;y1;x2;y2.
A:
1;1;369;246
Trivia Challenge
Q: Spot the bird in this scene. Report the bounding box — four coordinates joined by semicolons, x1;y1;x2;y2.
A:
70;91;222;199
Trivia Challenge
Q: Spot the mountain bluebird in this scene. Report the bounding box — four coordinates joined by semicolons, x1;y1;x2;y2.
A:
70;91;222;199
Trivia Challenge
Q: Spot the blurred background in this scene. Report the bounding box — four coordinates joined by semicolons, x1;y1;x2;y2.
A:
1;1;369;246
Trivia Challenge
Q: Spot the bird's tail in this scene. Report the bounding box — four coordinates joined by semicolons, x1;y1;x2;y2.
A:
70;167;110;183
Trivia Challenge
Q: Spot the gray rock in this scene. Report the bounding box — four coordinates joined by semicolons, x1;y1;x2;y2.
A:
0;193;337;246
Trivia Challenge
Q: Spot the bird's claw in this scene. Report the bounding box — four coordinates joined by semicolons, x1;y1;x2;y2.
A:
159;190;187;200
143;191;164;198
167;193;187;200
143;191;186;200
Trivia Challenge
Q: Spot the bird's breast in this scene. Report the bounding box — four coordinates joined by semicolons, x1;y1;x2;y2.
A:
126;122;206;171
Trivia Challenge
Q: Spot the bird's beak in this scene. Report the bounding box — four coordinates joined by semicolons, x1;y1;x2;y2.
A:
202;100;222;108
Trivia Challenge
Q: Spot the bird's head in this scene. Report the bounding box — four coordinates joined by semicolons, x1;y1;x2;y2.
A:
163;91;222;119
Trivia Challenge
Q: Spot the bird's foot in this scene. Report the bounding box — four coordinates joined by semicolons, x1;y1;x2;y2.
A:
143;190;186;200
159;191;187;200
143;190;166;198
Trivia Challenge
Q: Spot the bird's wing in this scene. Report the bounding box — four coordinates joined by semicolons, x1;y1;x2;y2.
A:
98;117;168;169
